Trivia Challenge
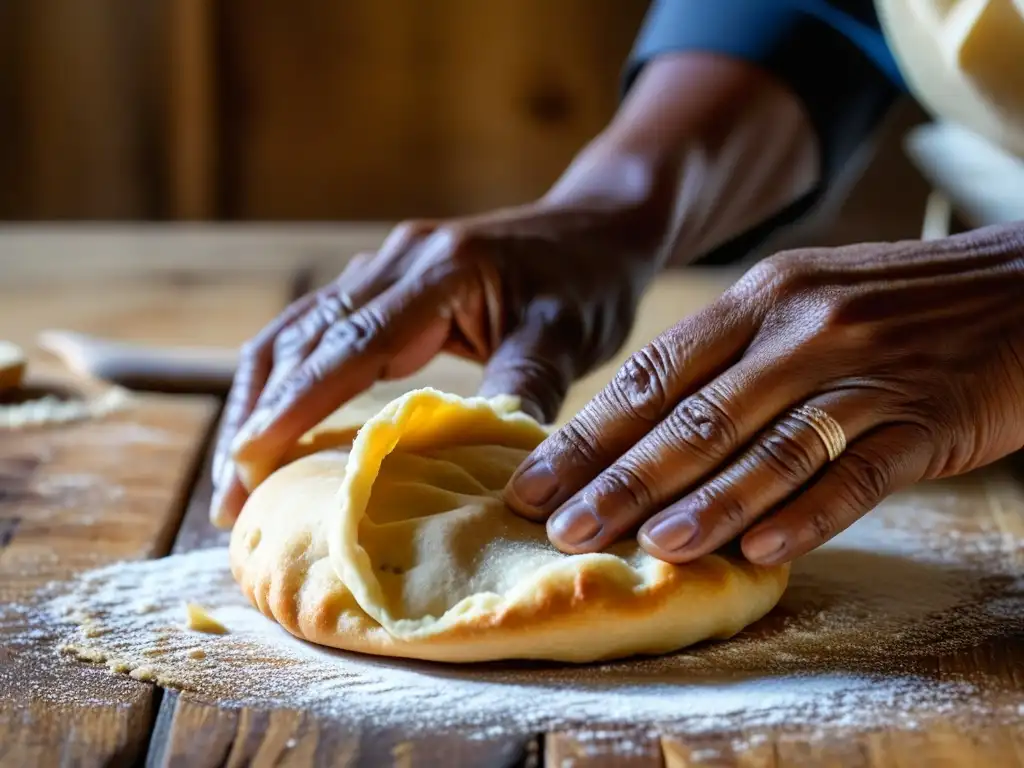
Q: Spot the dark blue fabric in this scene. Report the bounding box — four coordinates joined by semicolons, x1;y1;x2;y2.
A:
626;0;906;264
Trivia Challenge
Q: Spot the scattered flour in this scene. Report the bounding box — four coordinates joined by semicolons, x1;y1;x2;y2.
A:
5;473;1024;740
0;387;130;430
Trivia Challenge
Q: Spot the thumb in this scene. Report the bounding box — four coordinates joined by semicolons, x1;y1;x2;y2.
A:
477;307;578;424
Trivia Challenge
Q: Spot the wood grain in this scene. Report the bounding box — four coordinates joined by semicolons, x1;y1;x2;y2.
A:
546;731;663;767
0;253;298;767
0;0;159;219
0;225;385;285
0;391;217;767
146;694;532;767
0;270;293;359
217;0;647;219
165;0;219;220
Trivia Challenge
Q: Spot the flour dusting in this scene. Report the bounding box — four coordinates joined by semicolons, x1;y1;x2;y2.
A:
0;387;130;430
8;472;1024;739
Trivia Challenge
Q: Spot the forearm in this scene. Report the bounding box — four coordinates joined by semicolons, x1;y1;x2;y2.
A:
544;53;820;267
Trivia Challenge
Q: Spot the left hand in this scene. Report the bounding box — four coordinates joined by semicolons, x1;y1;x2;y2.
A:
503;223;1024;565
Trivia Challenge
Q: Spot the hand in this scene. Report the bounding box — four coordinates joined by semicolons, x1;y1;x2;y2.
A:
211;197;666;526
504;223;1024;565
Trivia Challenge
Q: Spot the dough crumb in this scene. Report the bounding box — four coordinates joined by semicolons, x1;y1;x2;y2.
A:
188;648;207;660
130;666;157;682
183;602;228;634
107;658;133;674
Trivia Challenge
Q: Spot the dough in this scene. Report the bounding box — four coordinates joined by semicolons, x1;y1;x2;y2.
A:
230;389;789;663
183;602;228;634
233;388;386;491
0;341;26;392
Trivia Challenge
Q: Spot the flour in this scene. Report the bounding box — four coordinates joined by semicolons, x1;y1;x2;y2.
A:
10;473;1024;739
0;387;130;429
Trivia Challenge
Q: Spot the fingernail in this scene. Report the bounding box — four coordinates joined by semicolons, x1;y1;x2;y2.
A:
743;530;787;563
548;503;602;547
509;459;559;509
643;515;698;552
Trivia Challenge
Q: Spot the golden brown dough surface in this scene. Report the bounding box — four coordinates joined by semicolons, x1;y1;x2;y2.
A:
230;389;788;663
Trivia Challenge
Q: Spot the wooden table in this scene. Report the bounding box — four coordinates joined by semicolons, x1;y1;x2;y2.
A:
0;226;1021;767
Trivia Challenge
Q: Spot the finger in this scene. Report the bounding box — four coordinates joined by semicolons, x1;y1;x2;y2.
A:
637;391;889;563
340;220;437;302
262;283;359;396
232;270;468;473
739;422;933;564
337;251;373;282
540;349;823;551
477;303;579;423
504;296;758;518
260;230;434;404
210;291;319;526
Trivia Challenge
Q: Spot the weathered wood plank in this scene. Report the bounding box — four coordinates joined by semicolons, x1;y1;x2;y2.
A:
545;731;663;767
0;225;386;284
0;390;218;767
0;265;297;767
2;273;291;356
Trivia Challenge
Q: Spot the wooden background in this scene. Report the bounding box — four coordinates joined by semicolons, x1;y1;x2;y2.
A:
0;0;930;242
0;0;647;221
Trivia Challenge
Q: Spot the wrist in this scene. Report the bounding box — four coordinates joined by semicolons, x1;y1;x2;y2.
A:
539;136;677;269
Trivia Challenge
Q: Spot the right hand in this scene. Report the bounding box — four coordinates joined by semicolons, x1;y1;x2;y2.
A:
211;198;666;527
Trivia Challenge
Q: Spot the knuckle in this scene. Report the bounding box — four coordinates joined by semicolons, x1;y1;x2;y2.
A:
834;450;892;510
660;390;739;463
554;418;604;467
807;510;839;542
433;224;474;254
278;365;320;402
392;219;432;244
314;289;350;323
608;342;673;422
738;250;821;303
238;337;265;362
272;322;307;356
738;252;800;295
745;255;788;289
694;485;748;530
590;463;653;512
321;309;386;355
754;422;822;484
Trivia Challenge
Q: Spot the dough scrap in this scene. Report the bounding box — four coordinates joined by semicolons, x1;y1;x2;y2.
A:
0;341;26;393
230;389;789;663
183;602;228;634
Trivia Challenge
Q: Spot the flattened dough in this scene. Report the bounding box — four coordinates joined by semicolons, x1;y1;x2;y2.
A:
230;389;789;663
0;341;26;392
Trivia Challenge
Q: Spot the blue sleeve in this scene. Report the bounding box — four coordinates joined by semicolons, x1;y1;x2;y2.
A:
625;0;907;265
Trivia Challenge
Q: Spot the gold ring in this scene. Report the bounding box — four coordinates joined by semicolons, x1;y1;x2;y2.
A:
791;404;846;461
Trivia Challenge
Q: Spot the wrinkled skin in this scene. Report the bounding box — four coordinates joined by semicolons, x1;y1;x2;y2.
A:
211;200;662;526
504;223;1024;565
215;213;1024;568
